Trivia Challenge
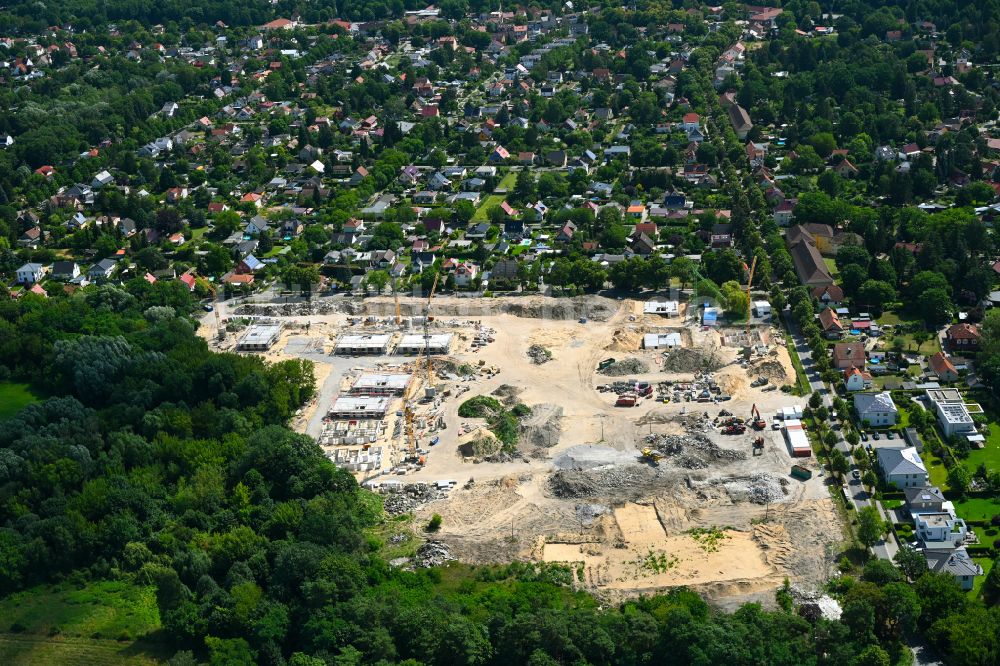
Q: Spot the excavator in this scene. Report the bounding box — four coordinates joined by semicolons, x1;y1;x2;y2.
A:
750;404;766;430
752;436;765;455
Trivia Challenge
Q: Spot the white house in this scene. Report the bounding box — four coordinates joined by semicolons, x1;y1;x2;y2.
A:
854;391;898;426
844;366;872;392
16;262;47;284
915;512;968;548
876;446;928;489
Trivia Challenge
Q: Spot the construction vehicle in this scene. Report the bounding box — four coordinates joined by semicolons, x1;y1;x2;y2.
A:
598;358;617;371
791;465;812;481
640;447;664;465
752;436;765;455
750;404;766;430
615;393;638;407
723;423;746;435
750;376;768;388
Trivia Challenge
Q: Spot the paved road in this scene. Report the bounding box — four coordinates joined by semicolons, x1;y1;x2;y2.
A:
781;308;898;561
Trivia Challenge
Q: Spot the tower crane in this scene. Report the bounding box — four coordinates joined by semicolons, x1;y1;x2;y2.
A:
743;255;758;338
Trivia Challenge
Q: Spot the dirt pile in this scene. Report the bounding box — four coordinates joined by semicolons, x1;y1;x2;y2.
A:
413;540;455;568
598;358;649;376
749;357;789;383
605;327;643;352
643;431;747;468
505;296;618;321
549;465;654;498
381;484;449;515
491;384;522;407
662;347;725;373
519;404;563;448
720;474;789;504
527;344;553;364
459;431;503;458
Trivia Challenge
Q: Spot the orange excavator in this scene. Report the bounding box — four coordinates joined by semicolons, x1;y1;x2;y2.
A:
750;404;766;430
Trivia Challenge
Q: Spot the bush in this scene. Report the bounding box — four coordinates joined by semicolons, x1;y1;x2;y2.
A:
426;514;443;532
990;514;1000;526
458;396;503;418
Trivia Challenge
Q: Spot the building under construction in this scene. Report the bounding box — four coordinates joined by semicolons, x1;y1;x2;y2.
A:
349;373;413;396
396;333;453;355
237;323;282;351
328;396;391;419
334;333;392;355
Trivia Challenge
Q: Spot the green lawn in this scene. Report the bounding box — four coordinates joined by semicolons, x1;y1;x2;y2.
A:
924;450;950;490
497;172;517;190
785;340;810;395
972;557;994;598
471;194;505;222
955;497;1000;522
0;382;39;421
823;257;838;277
0;581;168;665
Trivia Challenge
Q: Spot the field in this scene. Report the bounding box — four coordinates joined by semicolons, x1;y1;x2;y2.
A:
0;581;168;665
471;194;505;222
0;382;39;420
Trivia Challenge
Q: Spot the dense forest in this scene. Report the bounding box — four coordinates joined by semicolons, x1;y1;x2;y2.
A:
0;283;997;664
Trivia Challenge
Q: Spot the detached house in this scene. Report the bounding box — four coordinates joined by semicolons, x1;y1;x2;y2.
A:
16;262;47;284
876;446;927;488
945;323;980;351
855;391;898;427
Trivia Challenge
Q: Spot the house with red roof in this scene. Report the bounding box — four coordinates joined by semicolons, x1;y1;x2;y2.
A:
945;323;980;351
929;352;958;382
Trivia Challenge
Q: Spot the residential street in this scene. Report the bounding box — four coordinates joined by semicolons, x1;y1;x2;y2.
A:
782;308;898;561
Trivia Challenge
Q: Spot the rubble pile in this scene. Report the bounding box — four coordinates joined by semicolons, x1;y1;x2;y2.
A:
643;429;747;466
236;301;361;316
381;483;448;515
491;384;522;406
413;540;455;568
575;503;610;526
662;347;724;373
598;358;649;376
722;474;789;504
527;344;553;364
519;404;563;448
549;465;653;498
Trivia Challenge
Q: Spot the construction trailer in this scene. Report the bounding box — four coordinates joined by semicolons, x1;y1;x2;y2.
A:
396;333;453;355
237;323;282;351
782;418;812;457
328;396;391;420
334;333;392;355
350;373;413;396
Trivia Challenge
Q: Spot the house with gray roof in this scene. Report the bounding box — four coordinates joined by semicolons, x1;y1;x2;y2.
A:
876;446;928;488
854;391;898;426
923;548;982;590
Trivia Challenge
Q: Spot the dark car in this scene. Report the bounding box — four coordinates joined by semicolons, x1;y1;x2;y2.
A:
872;432;880;440
203;304;214;312
860;432;868;442
852;470;861;480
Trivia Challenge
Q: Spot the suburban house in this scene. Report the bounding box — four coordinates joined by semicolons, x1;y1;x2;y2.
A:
928;352;959;382
923;549;982;590
904;486;946;516
854;391;898;426
87;258;117;281
819;308;844;339
728;104;753;139
812;284;844;307
926;389;977;438
914;512;969;548
945;323;980;351
844;366;872;392
787;231;834;286
15;262;47;284
51;261;81;281
832;342;866;370
876;446;927;488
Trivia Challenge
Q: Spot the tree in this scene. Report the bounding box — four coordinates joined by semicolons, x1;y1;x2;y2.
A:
948;465;972;494
856;280;896;313
894;545;927;581
809;391;822;409
917;288;953;326
854;645;890;666
829;449;850;476
857;506;887;547
720;281;749;318
363;270;390;294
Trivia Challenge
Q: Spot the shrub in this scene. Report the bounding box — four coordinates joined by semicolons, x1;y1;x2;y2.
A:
458;396;503;418
426;514;442;532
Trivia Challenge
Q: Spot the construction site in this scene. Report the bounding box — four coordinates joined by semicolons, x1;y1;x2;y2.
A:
198;288;845;607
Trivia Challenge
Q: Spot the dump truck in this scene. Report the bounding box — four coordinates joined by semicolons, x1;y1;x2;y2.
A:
723;424;746;435
615;393;638;407
790;465;812;481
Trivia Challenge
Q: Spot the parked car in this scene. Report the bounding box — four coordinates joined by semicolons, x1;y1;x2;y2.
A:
886;431;894;440
872;432;880;440
852;470;861;480
860;432;868;442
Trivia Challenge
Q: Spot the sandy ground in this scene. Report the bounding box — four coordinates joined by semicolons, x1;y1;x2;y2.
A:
198;294;844;606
